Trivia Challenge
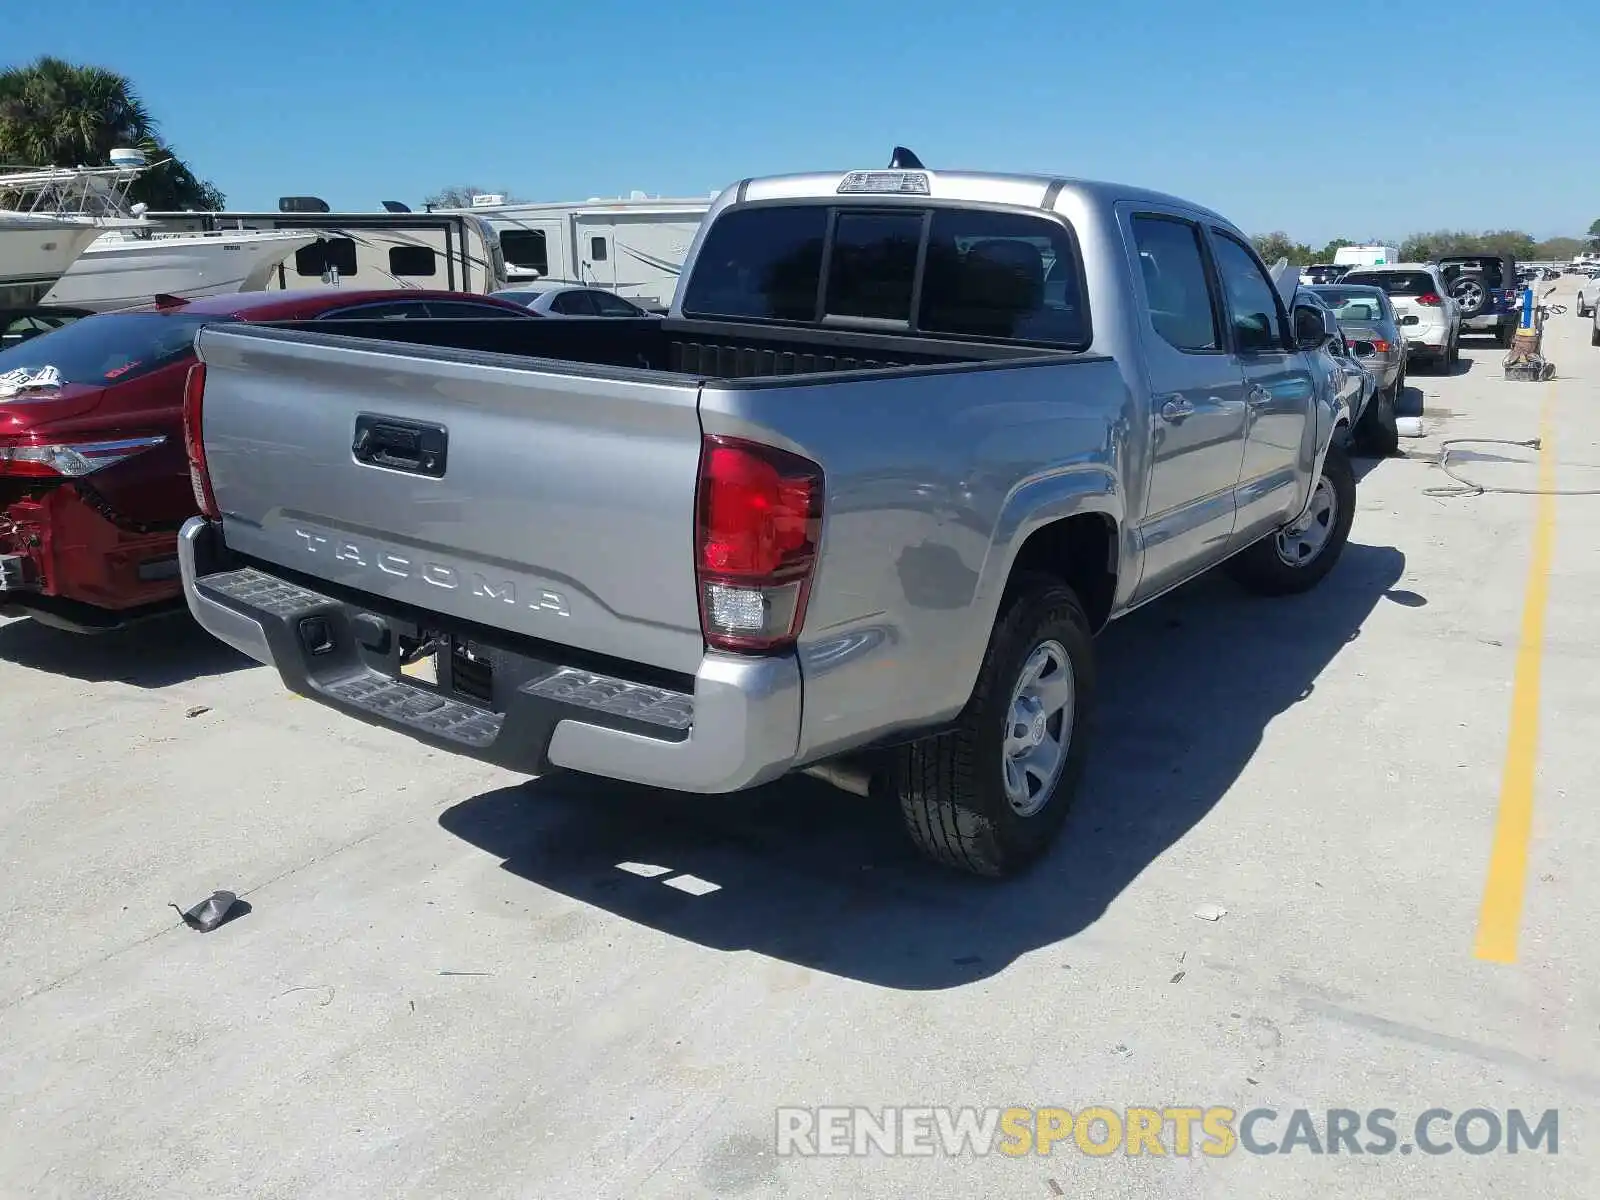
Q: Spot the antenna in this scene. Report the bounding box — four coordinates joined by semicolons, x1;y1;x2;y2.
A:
889;146;924;170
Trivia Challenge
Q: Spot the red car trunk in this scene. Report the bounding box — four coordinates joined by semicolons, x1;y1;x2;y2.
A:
0;289;537;631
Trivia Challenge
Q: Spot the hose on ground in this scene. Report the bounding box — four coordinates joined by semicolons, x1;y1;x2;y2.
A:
1421;437;1600;498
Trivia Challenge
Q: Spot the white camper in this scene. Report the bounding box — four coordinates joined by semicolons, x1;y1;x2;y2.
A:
142;202;508;295
1333;244;1400;268
444;194;712;309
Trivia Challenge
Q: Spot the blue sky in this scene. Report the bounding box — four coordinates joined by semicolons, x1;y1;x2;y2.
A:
8;0;1597;244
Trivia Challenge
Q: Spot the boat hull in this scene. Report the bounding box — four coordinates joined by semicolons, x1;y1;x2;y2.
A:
41;230;315;311
0;218;106;307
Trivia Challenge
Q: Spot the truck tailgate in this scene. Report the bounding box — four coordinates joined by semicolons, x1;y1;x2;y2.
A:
194;324;708;675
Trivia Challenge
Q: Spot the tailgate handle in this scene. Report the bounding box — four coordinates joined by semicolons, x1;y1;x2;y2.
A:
352;414;447;478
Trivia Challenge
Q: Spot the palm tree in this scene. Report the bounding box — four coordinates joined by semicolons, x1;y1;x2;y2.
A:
0;56;225;210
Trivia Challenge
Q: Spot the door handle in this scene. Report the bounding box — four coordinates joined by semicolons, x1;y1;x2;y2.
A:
1248;386;1272;408
1159;397;1195;422
352;414;449;477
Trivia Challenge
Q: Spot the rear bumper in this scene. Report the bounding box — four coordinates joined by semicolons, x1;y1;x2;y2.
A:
1462;311;1514;331
177;518;802;792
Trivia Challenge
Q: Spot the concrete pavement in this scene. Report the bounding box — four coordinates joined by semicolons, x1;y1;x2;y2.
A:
1;285;1597;1199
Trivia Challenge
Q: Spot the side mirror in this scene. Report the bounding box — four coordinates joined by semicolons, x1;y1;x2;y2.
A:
1293;303;1336;350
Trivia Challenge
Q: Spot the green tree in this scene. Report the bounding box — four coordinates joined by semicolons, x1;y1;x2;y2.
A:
1533;236;1583;261
424;184;524;209
1251;231;1313;265
1588;219;1600;253
0;56;223;210
1313;239;1354;263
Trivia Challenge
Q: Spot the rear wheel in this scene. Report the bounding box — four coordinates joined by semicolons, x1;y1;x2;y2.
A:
1591;321;1599;347
893;576;1096;878
1225;442;1356;596
1354;380;1400;457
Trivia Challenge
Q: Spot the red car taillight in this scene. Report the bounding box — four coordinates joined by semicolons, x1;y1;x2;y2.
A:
1416;293;1443;307
694;435;823;654
0;435;166;478
182;362;220;519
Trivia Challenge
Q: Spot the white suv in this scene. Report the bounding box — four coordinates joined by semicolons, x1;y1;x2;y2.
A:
1338;263;1463;373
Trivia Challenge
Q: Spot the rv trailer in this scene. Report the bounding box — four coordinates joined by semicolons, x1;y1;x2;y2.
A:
439;193;713;309
143;200;509;295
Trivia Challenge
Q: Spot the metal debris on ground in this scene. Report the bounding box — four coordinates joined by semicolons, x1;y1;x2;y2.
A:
185;706;212;718
170;890;241;932
1194;903;1228;922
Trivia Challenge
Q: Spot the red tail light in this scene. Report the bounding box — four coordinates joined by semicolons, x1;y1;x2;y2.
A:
1416;293;1442;307
183;362;220;519
0;436;166;478
1368;339;1392;353
694;435;823;654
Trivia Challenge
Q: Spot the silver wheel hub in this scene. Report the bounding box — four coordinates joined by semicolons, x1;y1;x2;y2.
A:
1277;476;1338;567
1002;640;1075;817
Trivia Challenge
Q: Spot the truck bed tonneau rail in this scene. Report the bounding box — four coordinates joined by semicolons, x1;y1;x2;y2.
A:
256;314;1072;381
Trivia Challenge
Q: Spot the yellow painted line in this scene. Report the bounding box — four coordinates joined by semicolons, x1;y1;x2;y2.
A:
1473;387;1557;963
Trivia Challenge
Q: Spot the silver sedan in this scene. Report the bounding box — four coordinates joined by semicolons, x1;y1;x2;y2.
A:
489;285;658;318
1309;283;1407;401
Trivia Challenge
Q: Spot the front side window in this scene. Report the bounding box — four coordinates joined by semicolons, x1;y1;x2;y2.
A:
591;291;645;316
552;290;598;315
1210;231;1285;353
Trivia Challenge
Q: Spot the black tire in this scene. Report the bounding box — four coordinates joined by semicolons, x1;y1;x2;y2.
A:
892;575;1096;878
1495;321;1514;348
1591;322;1599;347
1354;380;1400;457
1225;441;1356;596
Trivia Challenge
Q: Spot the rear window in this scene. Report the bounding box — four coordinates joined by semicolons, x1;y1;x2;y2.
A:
0;312;224;387
1340;271;1437;297
680;203;1088;347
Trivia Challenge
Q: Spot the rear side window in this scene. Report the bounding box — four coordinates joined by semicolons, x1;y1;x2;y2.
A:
1342;271;1438;297
0;312;224;386
1130;215;1221;352
681;203;1088;346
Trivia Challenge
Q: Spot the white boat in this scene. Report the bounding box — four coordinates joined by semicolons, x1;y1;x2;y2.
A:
43;226;315;311
1;150;315;312
0;211;107;308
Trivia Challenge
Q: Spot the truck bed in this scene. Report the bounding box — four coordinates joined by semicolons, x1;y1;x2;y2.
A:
258;314;1063;381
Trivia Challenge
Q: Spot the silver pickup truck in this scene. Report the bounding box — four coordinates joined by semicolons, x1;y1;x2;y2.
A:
178;151;1356;878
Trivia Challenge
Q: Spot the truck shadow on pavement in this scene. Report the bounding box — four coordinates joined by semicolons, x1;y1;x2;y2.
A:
439;541;1410;990
0;612;254;687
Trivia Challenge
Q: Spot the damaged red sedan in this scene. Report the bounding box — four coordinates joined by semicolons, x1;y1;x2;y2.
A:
0;288;537;632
